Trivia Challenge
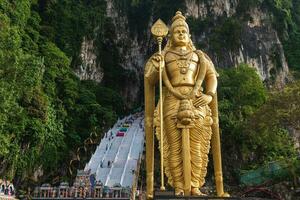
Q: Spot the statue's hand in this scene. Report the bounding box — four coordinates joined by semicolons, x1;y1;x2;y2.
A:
171;89;188;100
151;53;165;71
193;93;212;107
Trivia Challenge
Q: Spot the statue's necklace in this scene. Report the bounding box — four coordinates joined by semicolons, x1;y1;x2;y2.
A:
175;52;193;74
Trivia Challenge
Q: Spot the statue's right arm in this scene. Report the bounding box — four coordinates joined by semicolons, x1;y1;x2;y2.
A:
144;55;159;85
145;52;186;99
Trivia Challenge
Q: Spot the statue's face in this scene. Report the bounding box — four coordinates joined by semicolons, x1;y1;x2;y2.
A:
171;26;189;47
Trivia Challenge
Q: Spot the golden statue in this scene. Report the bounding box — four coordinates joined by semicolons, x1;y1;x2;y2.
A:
144;11;229;198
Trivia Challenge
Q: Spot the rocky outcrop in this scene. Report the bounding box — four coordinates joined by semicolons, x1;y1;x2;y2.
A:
185;0;238;18
104;0;150;107
243;7;289;87
185;0;289;87
289;127;300;153
75;37;103;82
238;22;289;87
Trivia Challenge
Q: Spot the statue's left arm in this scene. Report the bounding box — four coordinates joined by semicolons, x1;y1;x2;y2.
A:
192;50;218;106
203;53;218;96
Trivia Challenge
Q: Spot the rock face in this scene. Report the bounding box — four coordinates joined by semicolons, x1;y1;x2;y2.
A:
74;0;290;107
75;37;104;82
185;0;289;87
104;0;149;108
239;22;289;87
289;127;300;152
185;0;238;18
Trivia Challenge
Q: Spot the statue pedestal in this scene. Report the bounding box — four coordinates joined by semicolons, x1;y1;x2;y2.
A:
154;190;239;200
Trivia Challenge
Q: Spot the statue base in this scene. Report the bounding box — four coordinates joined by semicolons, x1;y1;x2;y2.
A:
154;190;239;200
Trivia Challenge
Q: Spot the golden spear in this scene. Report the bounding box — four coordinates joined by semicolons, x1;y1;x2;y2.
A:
151;19;168;192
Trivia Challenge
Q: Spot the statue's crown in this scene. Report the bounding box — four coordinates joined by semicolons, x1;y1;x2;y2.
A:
171;11;189;33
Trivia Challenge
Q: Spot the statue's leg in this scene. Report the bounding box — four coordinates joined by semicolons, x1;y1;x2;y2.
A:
190;119;202;188
190;117;212;193
164;116;184;194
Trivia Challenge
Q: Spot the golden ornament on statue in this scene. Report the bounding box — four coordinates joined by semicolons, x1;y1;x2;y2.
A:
151;19;168;39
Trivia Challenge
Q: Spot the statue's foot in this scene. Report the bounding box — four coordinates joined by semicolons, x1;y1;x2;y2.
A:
219;192;230;197
191;187;206;196
175;188;184;196
147;194;153;199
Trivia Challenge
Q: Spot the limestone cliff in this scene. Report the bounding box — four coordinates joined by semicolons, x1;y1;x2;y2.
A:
75;0;290;108
185;0;289;88
75;37;104;82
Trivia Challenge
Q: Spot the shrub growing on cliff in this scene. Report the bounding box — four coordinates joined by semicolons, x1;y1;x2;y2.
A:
219;65;298;176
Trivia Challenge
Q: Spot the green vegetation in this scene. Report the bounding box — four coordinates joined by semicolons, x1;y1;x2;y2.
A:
218;65;266;171
241;87;299;166
0;0;124;185
218;65;299;183
38;0;106;57
112;0;153;39
187;17;242;56
236;0;261;17
210;18;242;58
111;0;186;39
152;0;186;23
